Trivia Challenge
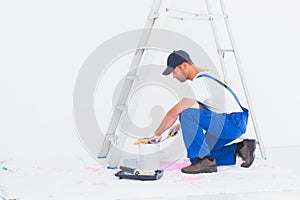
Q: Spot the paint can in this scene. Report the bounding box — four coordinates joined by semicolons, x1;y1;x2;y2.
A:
123;159;137;169
138;143;160;170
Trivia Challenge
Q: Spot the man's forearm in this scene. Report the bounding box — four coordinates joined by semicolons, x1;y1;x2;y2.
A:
154;112;178;136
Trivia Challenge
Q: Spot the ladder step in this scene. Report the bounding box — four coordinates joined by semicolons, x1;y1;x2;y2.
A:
166;8;228;19
116;104;128;112
106;134;118;142
167;15;211;21
217;49;235;53
126;75;138;80
149;12;159;19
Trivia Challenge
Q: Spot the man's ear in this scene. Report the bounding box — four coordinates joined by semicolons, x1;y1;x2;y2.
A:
181;62;188;70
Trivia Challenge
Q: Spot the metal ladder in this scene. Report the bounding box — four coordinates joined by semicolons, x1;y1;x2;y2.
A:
98;0;266;169
97;0;164;168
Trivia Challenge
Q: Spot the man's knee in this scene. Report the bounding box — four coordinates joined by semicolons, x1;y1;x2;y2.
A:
179;108;198;122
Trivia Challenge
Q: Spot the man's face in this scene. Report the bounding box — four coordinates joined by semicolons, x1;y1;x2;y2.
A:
172;64;188;82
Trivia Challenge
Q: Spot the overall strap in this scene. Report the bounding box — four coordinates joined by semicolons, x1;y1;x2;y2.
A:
197;74;246;111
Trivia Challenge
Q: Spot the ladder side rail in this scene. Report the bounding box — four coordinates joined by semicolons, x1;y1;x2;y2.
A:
219;0;266;159
205;0;229;82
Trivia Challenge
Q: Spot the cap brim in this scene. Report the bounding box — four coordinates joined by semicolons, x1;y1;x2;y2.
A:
162;66;174;75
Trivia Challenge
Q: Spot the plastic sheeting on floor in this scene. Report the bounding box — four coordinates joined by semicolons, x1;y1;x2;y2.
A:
1;146;300;200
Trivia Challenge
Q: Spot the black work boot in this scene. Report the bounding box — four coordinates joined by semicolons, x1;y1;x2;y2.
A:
236;139;256;168
181;156;217;174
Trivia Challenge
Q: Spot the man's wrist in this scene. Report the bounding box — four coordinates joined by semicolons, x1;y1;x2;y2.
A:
149;134;162;143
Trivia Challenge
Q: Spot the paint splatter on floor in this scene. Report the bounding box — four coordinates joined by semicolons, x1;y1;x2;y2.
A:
1;147;300;199
160;159;191;171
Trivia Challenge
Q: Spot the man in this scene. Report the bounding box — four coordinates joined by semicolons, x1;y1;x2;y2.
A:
149;50;256;174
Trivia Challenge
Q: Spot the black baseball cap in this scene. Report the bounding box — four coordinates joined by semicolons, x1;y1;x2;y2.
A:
162;50;192;75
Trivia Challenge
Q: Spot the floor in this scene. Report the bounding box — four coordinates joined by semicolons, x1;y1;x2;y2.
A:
1;146;300;200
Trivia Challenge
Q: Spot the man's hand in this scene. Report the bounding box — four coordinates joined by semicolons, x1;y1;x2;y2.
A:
149;135;162;143
133;135;162;145
168;123;181;137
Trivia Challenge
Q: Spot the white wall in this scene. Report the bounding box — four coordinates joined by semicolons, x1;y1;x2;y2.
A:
1;0;300;160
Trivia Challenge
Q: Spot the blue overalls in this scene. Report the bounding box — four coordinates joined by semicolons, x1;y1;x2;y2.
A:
179;74;249;166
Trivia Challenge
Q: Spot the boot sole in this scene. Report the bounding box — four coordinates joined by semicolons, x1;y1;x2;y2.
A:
181;166;218;174
240;139;256;168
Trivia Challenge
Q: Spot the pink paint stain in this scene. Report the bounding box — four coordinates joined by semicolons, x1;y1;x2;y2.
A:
85;166;103;172
92;182;107;187
160;160;191;171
